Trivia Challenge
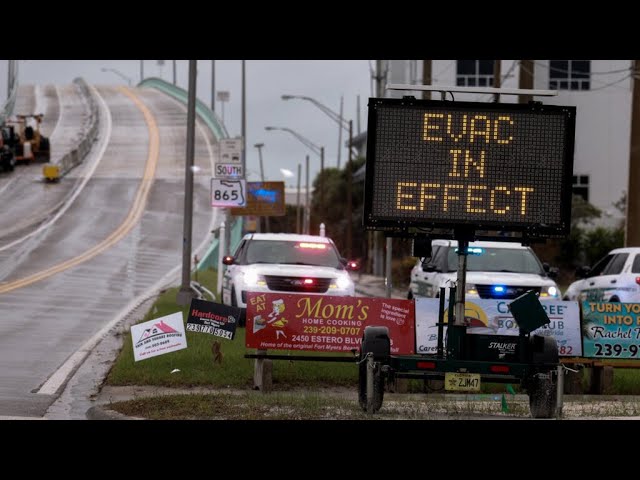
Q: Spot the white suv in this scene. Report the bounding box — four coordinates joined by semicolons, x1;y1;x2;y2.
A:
221;233;356;311
408;239;560;301
563;247;640;302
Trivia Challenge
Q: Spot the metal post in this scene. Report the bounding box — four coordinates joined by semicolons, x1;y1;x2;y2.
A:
454;239;469;326
255;143;270;233
177;59;198;306
7;60;13;98
211;60;215;112
140;60;144;83
437;287;446;358
337;96;343;169
217;221;226;299
172;60;177;85
346;120;353;259
320;223;326;237
556;365;565;419
305;154;310;234
385;237;392;297
296;163;302;234
241;60;246;156
366;352;374;414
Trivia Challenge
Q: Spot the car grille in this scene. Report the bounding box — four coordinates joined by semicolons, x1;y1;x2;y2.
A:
475;285;541;299
263;275;331;293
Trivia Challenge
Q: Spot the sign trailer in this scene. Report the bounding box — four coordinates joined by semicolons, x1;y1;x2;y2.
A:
358;86;576;418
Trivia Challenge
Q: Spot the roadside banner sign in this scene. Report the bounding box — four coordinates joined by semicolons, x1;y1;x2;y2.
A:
186;298;241;340
131;312;188;362
415;298;582;357
582;301;640;359
245;292;415;354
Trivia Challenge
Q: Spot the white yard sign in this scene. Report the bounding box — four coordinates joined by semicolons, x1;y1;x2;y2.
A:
131;312;188;362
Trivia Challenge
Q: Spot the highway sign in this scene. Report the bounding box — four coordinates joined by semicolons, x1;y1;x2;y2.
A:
215;163;244;178
230;181;285;216
211;178;246;208
364;97;576;237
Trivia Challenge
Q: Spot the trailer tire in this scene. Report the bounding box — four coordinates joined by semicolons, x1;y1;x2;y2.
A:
358;326;390;413
528;372;557;419
529;335;558;365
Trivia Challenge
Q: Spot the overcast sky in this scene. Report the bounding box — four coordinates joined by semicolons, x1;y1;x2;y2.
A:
1;60;373;187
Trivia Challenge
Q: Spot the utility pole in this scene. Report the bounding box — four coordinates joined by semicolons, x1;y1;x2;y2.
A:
627;60;640;246
172;60;177;85
518;60;534;104
422;60;432;100
211;60;215;112
140;60;144;83
347;120;353;259
296;163;302;234
337;96;344;169
177;59;197;306
493;59;502;102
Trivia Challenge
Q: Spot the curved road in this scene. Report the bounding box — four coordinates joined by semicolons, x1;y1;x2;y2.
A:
0;84;218;417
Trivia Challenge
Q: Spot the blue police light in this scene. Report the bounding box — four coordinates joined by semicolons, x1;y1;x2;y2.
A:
493;285;506;294
454;247;485;255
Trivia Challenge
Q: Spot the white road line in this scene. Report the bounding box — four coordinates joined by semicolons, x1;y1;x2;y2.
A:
0;85;112;253
38;88;219;396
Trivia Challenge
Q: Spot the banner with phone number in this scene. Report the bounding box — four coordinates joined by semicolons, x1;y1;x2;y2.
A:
415;298;582;357
582;301;640;358
245;292;415;354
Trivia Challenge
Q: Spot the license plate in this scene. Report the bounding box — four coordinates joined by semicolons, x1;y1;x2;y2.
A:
445;372;481;392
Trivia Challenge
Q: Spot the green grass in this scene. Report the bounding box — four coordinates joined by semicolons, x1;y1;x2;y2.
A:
106;268;358;388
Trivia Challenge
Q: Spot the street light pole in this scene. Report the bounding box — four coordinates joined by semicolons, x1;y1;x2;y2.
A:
211;60;215;112
296;163;302;234
173;60;177;85
140;60;144;83
305;154;310;234
101;68;132;87
177;60;198;306
337;96;343;168
254;142;270;233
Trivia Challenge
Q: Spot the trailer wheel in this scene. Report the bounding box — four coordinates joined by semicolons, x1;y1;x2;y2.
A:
358;326;390;413
528;372;557;419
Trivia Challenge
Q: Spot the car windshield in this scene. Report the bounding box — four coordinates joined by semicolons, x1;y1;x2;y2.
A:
446;247;544;274
244;240;342;268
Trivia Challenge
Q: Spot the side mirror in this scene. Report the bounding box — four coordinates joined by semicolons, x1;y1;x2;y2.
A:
543;263;559;279
575;265;591;279
222;255;235;265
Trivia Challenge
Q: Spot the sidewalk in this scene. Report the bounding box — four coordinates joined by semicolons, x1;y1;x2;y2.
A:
351;272;406;299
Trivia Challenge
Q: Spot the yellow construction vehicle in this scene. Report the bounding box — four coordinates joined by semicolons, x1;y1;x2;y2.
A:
5;114;50;164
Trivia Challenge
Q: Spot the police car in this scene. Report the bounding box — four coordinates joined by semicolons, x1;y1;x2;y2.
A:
221;233;356;312
408;239;560;301
563;247;640;302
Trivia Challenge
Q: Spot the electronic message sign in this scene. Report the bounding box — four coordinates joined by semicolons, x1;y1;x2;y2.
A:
363;98;576;237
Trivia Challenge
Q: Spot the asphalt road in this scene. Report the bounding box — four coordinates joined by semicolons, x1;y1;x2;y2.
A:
0;84;220;418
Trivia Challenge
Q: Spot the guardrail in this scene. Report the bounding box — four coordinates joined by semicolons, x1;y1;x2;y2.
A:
52;77;100;178
139;77;241;270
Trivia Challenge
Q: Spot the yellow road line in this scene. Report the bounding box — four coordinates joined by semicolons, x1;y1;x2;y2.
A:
0;87;160;294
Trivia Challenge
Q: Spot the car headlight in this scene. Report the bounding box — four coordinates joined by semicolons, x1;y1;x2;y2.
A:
332;273;353;290
540;285;559;298
465;283;478;295
243;270;265;287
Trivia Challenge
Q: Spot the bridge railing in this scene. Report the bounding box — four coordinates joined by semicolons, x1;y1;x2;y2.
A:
139;77;241;271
